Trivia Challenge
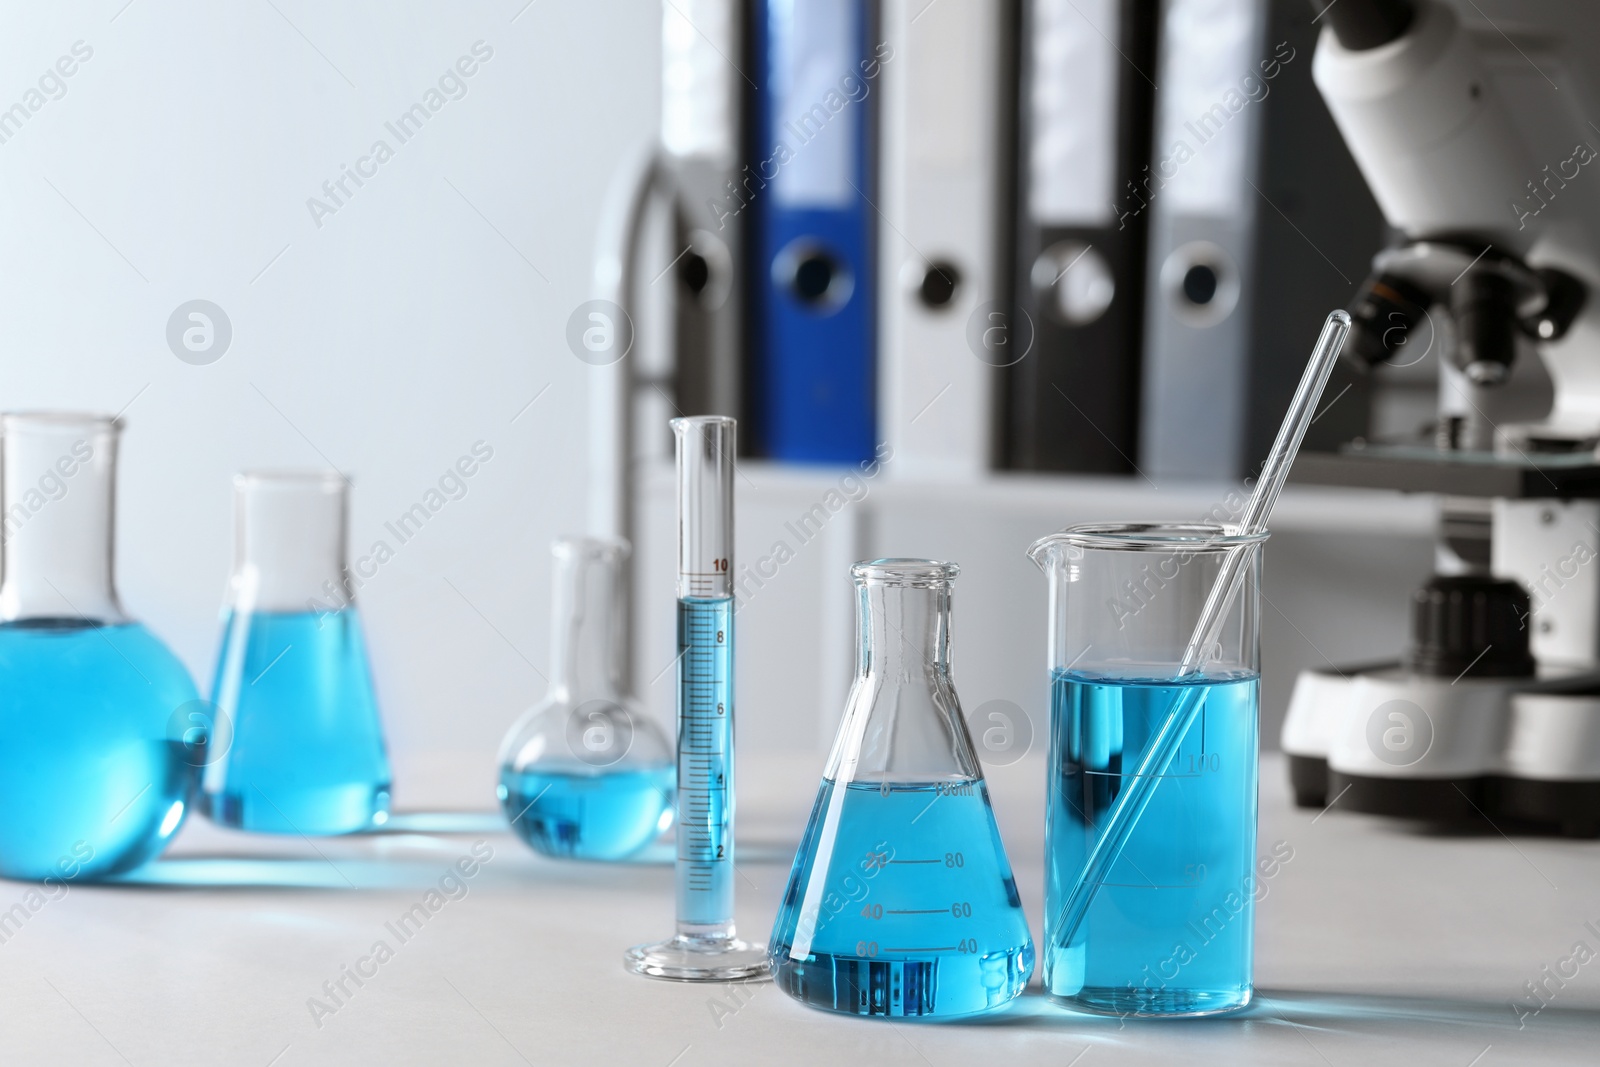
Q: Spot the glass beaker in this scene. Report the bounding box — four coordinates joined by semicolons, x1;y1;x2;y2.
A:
1029;523;1267;1017
0;413;200;880
498;537;674;860
769;559;1034;1018
202;471;391;835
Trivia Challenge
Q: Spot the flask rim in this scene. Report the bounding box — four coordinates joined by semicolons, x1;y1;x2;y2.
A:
669;414;736;434
851;558;959;586
235;469;345;489
552;535;630;561
1;410;119;434
1038;522;1270;553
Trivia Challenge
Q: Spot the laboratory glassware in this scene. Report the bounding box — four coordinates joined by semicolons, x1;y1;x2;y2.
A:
202;471;391;835
1027;310;1351;1016
0;413;199;880
769;559;1034;1018
1030;524;1265;1016
497;537;674;860
625;416;768;980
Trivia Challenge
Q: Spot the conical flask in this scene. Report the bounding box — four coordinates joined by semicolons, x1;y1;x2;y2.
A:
769;559;1034;1018
202;472;391;835
497;537;674;860
0;413;200;880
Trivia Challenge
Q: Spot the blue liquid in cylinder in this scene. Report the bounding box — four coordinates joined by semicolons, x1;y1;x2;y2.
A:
204;610;391;835
499;766;673;860
1047;670;1259;1016
676;597;734;930
0;620;199;881
769;779;1035;1018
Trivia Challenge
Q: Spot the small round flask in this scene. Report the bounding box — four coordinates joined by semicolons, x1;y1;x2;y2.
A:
497;538;674;860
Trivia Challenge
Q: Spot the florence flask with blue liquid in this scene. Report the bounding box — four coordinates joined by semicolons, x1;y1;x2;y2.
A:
769;559;1034;1018
0;413;201;881
202;472;391;835
497;537;674;861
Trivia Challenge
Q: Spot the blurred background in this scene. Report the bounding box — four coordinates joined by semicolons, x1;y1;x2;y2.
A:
0;0;1475;807
0;2;663;804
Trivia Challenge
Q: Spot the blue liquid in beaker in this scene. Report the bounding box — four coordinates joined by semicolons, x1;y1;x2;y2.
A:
0;620;198;881
204;610;390;835
498;766;674;860
1048;670;1259;1016
769;779;1034;1018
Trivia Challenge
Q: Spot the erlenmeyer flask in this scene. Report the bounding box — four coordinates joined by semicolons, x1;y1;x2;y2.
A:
202;472;391;835
769;559;1034;1018
0;413;200;880
497;537;674;860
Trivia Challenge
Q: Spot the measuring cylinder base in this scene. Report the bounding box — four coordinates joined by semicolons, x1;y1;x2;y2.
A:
624;934;770;982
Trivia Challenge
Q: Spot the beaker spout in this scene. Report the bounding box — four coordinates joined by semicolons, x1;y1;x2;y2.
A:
1026;533;1072;574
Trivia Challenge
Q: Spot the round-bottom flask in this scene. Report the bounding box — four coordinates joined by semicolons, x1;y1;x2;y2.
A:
498;538;674;860
0;414;200;881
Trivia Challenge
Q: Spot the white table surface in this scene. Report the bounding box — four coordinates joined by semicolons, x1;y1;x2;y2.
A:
0;752;1595;1066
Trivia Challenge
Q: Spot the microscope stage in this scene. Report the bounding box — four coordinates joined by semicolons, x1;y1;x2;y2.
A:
1293;447;1600;499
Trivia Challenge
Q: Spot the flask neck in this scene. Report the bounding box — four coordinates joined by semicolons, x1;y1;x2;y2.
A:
0;414;124;624
548;540;627;704
857;580;951;683
232;472;350;615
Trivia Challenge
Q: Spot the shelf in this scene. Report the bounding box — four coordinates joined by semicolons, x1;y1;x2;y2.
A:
640;460;1438;538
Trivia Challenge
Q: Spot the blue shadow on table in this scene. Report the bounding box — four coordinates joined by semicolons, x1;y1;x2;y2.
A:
954;987;1599;1040
105;857;403;890
87;809;799;889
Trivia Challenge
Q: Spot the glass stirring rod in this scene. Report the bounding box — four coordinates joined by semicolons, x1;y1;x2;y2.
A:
625;416;768;980
1049;310;1352;952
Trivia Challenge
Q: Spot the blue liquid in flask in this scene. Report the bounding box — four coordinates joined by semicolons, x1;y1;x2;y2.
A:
499;766;673;860
204;610;391;835
769;779;1035;1018
0;620;199;881
676;596;736;928
1047;670;1259;1016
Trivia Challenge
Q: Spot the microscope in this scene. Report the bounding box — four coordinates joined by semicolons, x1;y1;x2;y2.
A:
1282;0;1600;835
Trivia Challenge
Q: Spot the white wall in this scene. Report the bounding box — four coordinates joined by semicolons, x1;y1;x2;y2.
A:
0;0;661;805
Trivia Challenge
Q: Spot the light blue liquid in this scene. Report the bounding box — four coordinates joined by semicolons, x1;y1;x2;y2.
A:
203;610;390;835
676;596;734;930
769;779;1034;1018
0;619;199;881
1047;670;1259;1016
498;766;674;860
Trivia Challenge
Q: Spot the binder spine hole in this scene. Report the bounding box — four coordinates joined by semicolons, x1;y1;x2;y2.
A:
774;239;854;313
915;262;962;310
1183;265;1219;307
